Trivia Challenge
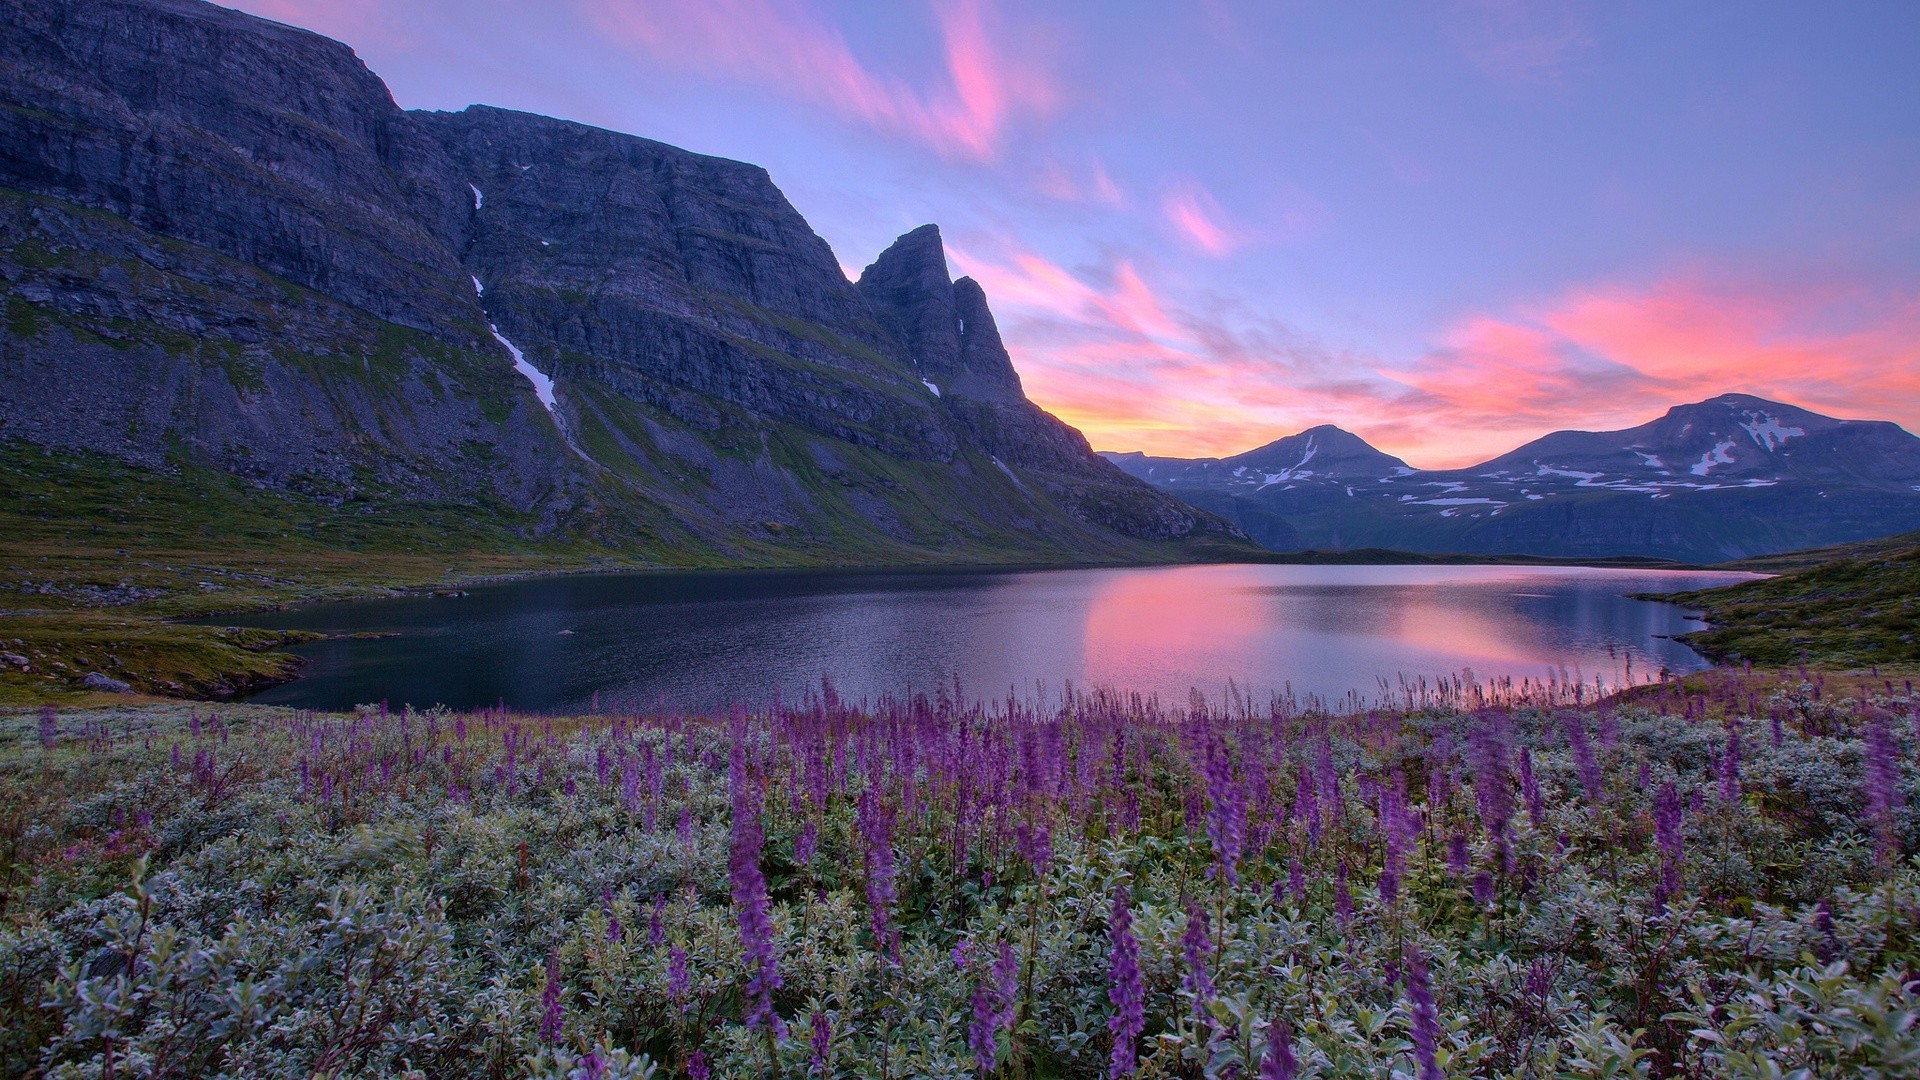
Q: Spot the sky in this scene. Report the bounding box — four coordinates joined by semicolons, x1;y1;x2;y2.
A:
230;0;1920;468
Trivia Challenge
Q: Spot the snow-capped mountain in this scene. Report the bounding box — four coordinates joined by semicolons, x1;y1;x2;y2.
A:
1100;395;1920;562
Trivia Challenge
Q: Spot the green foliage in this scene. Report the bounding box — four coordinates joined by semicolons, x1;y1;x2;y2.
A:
1672;541;1920;668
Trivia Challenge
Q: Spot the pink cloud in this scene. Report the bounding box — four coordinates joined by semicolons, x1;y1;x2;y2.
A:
1395;276;1920;464
587;0;1053;159
948;236;1427;457
953;234;1920;469
1161;184;1240;256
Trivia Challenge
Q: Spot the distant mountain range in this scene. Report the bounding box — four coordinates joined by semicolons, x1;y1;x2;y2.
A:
0;0;1248;567
1104;394;1920;563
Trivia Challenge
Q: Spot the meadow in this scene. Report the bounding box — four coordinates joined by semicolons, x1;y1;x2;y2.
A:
1;670;1915;1078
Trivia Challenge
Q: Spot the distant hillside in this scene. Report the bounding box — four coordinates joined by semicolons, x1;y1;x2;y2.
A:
1104;394;1920;563
1670;534;1920;669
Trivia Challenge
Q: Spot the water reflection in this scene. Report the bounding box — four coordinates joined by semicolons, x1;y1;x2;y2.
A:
225;563;1756;713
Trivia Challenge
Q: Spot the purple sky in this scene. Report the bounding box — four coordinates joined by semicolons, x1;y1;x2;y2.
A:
232;0;1920;467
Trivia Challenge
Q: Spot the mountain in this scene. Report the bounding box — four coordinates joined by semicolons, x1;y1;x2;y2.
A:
0;0;1245;568
1102;395;1920;562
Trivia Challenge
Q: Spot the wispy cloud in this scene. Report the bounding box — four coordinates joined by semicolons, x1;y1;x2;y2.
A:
1447;0;1593;86
587;0;1053;159
953;235;1920;468
1161;183;1241;256
1395;275;1920;462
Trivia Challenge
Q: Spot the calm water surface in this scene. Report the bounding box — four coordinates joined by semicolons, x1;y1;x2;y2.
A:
227;563;1756;713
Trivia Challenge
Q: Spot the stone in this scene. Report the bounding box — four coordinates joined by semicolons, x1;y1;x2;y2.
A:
82;672;134;693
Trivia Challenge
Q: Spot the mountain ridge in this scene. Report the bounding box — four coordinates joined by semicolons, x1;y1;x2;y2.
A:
1102;394;1920;562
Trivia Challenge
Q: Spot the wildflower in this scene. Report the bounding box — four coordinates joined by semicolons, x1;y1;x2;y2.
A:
1204;737;1247;885
795;819;818;867
968;975;1000;1074
1260;1020;1298;1080
1518;748;1546;828
1107;886;1144;1078
857;786;898;960
38;706;56;750
603;887;622;944
730;740;784;1037
1015;818;1053;880
1470;719;1514;867
1865;717;1903;866
667;946;690;1013
1653;780;1684;907
809;1010;832;1076
1334;861;1354;924
1402;948;1443;1080
1378;773;1409;906
1564;714;1602;806
687;1050;710;1079
539;947;564;1044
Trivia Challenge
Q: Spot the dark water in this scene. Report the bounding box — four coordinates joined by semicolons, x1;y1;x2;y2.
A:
221;563;1756;713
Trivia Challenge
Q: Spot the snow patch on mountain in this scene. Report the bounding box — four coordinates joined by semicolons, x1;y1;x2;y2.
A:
1739;413;1805;451
1691;438;1738;476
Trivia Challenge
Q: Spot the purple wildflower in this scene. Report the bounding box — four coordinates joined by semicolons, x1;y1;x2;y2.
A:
1287;857;1306;905
668;946;690;1013
539;947;564;1044
1260;1020;1298;1080
603;888;623;944
1563;714;1602;806
1470;720;1514;868
1107;886;1144;1078
729;740;784;1038
1292;767;1322;844
1204;737;1248;885
1379;773;1410;907
1402;948;1443;1080
810;1010;832;1076
1653;780;1684;908
795;819;818;867
1865;717;1904;866
1180;897;1216;1019
1518;748;1546;829
1472;869;1495;907
857;786;898;960
38;706;57;750
648;895;666;948
1334;861;1354;925
969;976;1000;1074
1015;819;1053;880
687;1050;710;1079
1446;833;1470;877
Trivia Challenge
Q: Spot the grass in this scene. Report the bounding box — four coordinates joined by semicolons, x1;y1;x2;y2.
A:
1665;534;1920;670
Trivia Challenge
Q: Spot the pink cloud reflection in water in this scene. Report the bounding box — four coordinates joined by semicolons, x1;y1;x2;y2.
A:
240;565;1758;715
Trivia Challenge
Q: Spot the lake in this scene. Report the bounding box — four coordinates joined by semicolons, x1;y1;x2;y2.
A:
224;562;1757;714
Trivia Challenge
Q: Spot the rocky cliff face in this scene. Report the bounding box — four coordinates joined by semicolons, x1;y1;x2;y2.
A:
0;0;1242;564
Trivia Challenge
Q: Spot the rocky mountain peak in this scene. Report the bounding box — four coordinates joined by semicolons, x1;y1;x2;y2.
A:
857;225;1021;402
